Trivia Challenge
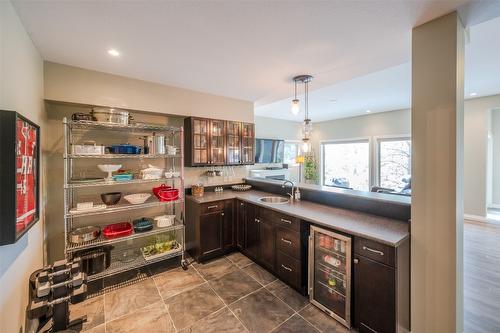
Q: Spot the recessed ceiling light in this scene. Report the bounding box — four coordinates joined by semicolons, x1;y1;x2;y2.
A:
366;110;371;113
107;49;120;57
469;92;477;97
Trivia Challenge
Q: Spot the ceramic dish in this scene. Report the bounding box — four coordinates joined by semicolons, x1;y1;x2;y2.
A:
124;193;151;205
69;226;101;244
154;215;175;228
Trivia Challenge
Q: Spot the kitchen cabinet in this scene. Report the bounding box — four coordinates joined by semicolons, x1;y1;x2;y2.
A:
184;117;254;166
226;121;241;165
244;203;260;260
236;200;246;250
209;119;226;165
185;198;235;262
241;122;255;164
353;237;410;333
259;217;275;270
184;117;209;166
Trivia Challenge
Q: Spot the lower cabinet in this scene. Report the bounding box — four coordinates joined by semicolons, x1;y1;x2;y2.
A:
353;237;410;333
259;218;275;271
186;198;235;262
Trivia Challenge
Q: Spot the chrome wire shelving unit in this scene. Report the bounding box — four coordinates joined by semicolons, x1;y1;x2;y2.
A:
63;118;187;281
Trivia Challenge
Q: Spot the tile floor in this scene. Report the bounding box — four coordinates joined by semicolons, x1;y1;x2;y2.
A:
71;252;350;333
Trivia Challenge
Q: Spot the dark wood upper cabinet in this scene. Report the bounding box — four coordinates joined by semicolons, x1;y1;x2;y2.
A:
209;119;226;165
185;117;254;166
226;121;242;165
184;117;209;166
241;122;255;165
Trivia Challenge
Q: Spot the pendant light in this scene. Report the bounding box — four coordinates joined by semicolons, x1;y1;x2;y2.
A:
291;75;314;153
290;80;300;115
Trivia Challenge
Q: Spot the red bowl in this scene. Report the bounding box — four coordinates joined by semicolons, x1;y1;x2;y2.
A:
102;222;133;239
153;184;171;197
155;188;179;202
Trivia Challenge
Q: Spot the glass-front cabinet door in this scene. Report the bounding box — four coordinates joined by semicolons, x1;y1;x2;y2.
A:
226;121;241;165
192;118;209;165
209;119;226;165
241;122;255;165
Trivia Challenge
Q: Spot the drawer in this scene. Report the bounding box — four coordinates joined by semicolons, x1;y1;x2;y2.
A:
354;237;395;267
276;227;300;259
276;251;301;290
260;208;300;231
200;200;225;214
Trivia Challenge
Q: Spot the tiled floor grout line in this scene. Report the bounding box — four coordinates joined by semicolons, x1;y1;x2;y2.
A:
296;309;325;333
268;312;297;333
151;270;179;332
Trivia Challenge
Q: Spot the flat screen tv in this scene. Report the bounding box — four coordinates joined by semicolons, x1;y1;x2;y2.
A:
255;138;284;163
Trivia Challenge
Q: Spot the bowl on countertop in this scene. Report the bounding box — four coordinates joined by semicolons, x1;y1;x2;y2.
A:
101;192;122;205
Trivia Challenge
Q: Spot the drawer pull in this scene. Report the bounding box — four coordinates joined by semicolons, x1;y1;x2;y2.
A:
363;246;384;256
280;218;292;224
281;238;292;245
255;218;260;223
240;202;244;206
281;264;293;272
207;205;218;210
221;212;225;216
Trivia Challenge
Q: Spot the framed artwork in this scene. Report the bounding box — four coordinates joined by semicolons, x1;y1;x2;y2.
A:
0;110;40;245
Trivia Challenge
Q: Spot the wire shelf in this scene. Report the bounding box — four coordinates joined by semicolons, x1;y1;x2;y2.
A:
67;222;184;253
66;176;182;189
66;119;181;133
64;153;181;159
66;198;183;218
87;245;183;281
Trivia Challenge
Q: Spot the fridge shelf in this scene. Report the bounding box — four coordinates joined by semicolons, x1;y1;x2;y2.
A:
317;280;347;299
315;245;347;259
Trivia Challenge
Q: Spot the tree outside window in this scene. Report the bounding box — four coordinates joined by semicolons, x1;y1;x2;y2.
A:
378;139;411;192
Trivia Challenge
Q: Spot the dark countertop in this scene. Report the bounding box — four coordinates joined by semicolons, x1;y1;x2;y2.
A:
187;190;410;247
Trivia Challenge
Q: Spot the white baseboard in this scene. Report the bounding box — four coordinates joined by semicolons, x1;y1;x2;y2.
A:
463;214;488;223
488;203;500;209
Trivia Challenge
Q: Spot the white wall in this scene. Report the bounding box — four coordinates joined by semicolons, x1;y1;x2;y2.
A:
44;62;254;122
0;2;45;332
254;116;301;140
490;108;500;205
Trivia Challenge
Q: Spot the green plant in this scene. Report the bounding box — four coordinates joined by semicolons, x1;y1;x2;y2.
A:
304;153;318;183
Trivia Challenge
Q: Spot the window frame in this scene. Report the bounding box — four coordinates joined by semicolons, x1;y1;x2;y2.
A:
374;134;411;190
320;137;371;190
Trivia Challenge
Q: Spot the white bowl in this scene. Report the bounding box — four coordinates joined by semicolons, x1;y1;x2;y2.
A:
98;164;122;173
154;214;175;228
164;171;173;178
124;193;151;205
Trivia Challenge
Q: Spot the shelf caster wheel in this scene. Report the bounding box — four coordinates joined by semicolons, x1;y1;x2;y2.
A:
181;260;188;270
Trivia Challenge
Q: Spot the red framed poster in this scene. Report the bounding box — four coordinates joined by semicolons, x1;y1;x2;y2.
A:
0;110;40;245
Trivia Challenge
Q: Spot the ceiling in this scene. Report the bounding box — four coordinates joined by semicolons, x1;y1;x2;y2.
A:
11;0;500;122
256;14;500;122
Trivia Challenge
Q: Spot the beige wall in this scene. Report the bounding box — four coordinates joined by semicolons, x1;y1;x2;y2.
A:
44;62;254;122
492;108;500;205
0;2;45;332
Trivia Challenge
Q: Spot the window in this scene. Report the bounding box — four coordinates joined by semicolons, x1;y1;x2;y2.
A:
283;141;299;164
322;140;370;191
378;138;411;192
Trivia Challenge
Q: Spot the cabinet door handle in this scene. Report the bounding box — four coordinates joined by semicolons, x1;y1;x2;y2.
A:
255;218;260;223
221;212;225;216
240;202;244;206
362;246;384;256
281;264;292;272
281;238;292;245
207;205;218;210
280;218;292;224
353;258;359;264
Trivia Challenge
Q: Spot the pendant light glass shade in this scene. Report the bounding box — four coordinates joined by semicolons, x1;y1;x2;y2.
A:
290;99;300;115
301;139;310;153
302;119;313;137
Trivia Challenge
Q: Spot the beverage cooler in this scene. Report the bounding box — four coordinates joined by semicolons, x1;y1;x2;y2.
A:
308;225;352;328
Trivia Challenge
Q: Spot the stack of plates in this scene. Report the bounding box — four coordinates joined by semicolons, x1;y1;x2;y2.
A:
231;184;252;191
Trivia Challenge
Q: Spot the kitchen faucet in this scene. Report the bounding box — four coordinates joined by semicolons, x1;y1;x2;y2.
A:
282;180;295;202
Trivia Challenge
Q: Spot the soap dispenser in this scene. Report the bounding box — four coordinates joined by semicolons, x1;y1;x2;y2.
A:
294;187;301;201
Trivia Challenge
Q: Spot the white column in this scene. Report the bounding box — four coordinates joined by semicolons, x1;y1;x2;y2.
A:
411;11;464;333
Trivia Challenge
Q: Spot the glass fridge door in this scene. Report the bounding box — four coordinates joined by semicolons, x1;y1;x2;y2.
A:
309;226;351;328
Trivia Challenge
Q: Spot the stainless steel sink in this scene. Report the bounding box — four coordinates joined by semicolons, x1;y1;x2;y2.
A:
259;196;290;204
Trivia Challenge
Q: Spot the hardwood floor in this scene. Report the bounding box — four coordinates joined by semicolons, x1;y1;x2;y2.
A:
464;221;500;332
